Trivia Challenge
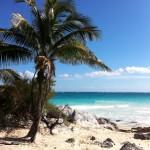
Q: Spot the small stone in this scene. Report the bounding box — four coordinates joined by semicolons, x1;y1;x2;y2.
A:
90;136;96;141
65;138;75;143
101;138;115;148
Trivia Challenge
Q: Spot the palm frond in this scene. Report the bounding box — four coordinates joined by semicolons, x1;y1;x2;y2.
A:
0;42;33;66
54;26;100;48
0;69;21;84
44;0;75;19
55;41;110;71
16;0;36;7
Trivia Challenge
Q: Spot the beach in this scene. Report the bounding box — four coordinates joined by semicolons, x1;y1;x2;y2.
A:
0;103;150;150
0;122;150;150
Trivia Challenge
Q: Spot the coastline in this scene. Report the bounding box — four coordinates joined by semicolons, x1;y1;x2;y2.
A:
0;106;150;150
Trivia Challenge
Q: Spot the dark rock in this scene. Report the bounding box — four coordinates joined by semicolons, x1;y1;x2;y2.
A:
101;138;115;148
131;127;150;133
65;138;75;143
97;117;110;124
92;138;115;148
134;133;150;140
120;142;144;150
97;117;119;131
119;129;131;133
116;120;122;122
90;136;96;141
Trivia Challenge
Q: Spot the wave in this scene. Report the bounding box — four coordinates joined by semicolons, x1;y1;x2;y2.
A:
136;110;150;114
116;104;129;108
71;104;129;110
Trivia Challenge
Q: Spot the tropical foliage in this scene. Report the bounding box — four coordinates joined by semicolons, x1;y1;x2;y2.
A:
0;0;110;142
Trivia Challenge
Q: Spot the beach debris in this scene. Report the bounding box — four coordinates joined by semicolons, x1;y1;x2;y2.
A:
134;133;150;140
120;141;144;150
65;138;75;143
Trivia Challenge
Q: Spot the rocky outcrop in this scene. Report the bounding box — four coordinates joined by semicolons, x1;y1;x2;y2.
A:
71;110;99;126
120;142;144;150
57;106;100;127
97;117;119;131
58;105;73;117
134;133;150;140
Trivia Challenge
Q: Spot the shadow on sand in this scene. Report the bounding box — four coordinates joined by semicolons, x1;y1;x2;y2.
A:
0;137;30;145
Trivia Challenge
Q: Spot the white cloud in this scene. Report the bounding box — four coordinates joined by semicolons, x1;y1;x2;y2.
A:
125;66;150;74
85;71;121;78
57;66;150;80
19;70;35;79
59;73;71;78
59;73;83;79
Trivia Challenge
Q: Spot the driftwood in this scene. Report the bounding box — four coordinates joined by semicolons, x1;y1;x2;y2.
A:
42;105;68;135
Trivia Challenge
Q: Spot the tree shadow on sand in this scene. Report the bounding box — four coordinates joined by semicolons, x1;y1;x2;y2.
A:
0;137;31;145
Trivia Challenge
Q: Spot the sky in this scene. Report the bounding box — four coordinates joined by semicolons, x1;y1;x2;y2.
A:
1;0;150;92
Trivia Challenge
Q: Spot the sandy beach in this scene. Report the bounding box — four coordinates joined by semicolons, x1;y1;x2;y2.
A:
0;121;150;150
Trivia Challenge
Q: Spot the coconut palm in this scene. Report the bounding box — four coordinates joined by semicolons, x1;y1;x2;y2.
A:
0;0;111;142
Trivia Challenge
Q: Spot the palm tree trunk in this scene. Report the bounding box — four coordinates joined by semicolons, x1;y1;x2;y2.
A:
26;69;45;142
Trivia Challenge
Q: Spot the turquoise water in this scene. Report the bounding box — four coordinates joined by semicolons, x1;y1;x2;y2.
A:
51;92;150;126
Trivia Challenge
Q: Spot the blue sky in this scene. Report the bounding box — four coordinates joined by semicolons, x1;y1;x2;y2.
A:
1;0;150;92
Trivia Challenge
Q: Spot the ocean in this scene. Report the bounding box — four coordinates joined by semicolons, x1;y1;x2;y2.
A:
51;92;150;127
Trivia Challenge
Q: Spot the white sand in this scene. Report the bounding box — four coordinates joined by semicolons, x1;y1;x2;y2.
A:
0;123;150;150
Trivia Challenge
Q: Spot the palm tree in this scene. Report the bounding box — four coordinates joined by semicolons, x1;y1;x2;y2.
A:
0;0;111;142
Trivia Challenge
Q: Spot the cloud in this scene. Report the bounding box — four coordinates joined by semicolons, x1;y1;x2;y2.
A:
85;71;121;78
19;70;35;79
57;66;150;80
59;73;83;79
124;66;150;74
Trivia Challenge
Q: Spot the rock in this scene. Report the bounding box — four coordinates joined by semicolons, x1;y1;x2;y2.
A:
97;117;110;124
65;138;75;143
101;138;115;148
71;110;99;127
58;105;73;117
91;138;115;148
116;120;122;122
134;133;150;140
97;117;118;131
90;136;96;141
120;141;144;150
131;127;150;133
